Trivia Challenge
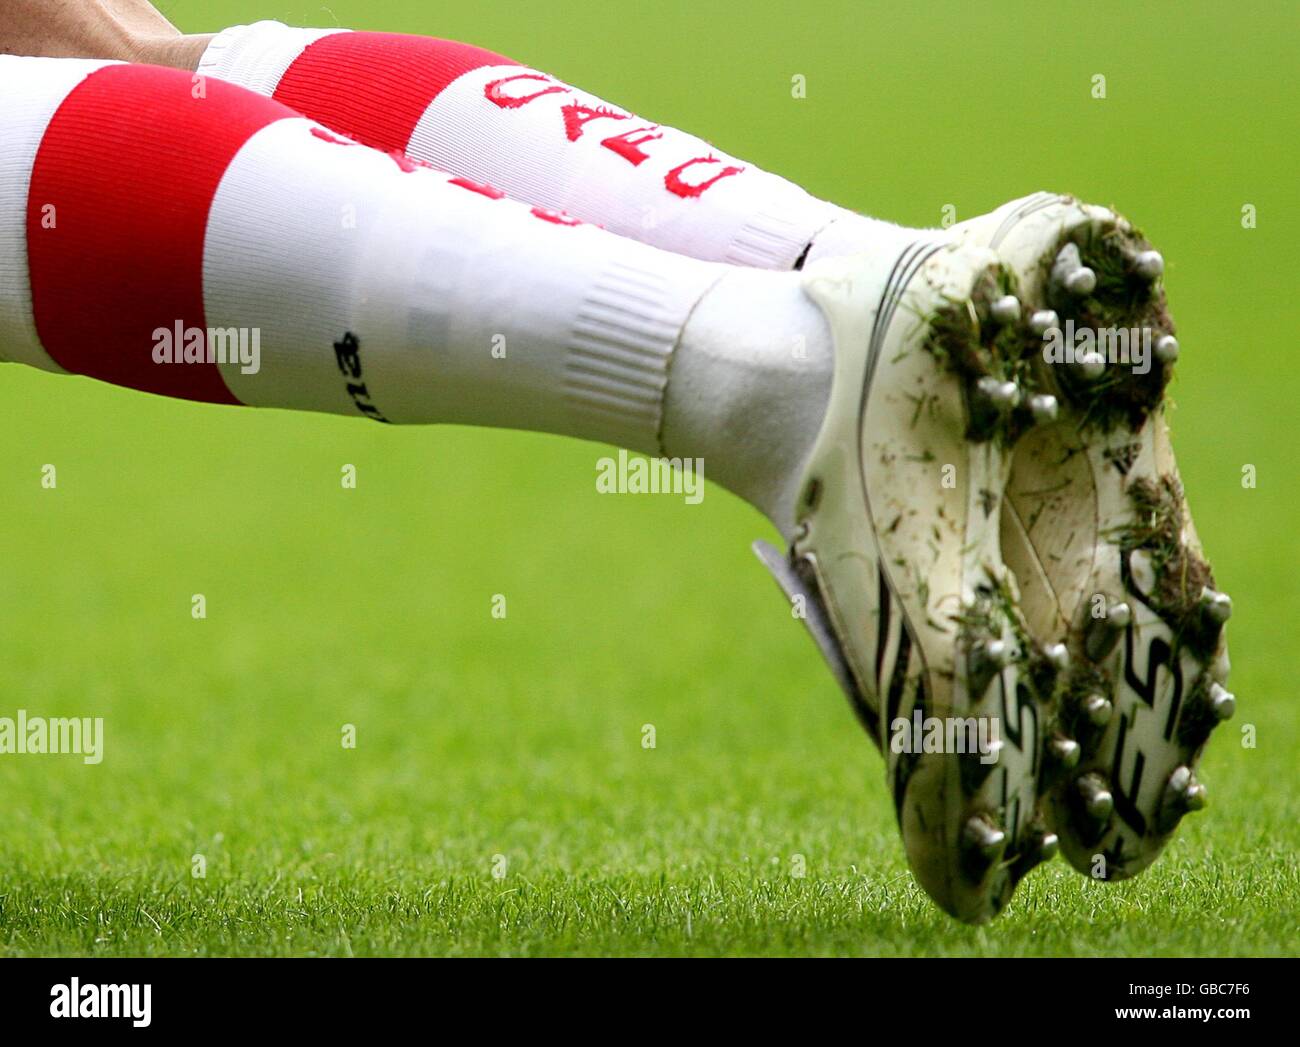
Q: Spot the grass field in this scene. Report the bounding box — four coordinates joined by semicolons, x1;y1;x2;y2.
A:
1;0;1296;956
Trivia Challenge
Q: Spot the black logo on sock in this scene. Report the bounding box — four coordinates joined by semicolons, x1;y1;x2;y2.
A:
334;332;390;423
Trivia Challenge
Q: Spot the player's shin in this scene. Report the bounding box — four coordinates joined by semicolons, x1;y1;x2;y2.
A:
1;56;835;530
187;22;913;272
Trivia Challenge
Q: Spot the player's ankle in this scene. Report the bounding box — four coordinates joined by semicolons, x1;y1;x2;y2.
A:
662;268;833;535
804;211;935;267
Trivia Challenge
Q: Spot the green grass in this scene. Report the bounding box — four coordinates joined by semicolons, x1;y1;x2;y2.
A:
1;0;1297;956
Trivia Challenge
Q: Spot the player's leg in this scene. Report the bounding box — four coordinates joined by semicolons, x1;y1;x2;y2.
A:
2;55;1056;922
175;22;1231;879
0;9;919;541
110;18;915;532
19;15;909;270
2;56;826;515
7;7;1231;889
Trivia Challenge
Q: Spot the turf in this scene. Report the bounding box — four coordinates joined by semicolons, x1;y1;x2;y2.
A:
0;0;1296;957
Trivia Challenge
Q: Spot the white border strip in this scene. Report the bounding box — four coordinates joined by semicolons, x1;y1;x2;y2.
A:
0;57;120;370
196;21;351;97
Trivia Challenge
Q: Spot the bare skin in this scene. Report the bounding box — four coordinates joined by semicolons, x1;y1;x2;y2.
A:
1;0;208;69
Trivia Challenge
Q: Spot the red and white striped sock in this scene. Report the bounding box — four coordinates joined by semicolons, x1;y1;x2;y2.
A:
195;22;911;271
0;55;832;525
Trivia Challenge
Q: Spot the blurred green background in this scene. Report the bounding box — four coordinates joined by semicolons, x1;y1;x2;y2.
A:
0;0;1295;955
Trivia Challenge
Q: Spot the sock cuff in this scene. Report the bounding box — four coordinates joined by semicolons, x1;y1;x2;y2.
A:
725;181;843;270
566;247;722;452
197;21;348;97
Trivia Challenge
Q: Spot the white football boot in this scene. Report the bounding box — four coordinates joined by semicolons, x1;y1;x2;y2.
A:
756;239;1063;923
949;193;1233;880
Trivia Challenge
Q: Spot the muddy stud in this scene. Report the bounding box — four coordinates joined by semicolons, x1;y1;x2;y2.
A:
1167;766;1207;812
1029;394;1059;424
1037;832;1060;861
977;376;1020;411
1052;243;1096;296
963;815;1007;861
1077;774;1114;820
1085;601;1129;661
1208;682;1236;721
990;294;1022;325
1066;269;1097;296
1168;765;1191;790
1045;642;1070;671
1082;693;1113;727
1076;352;1106;380
1200;587;1232;624
1029;309;1060;336
1160;766;1207;830
1048;736;1081;769
981;639;1011;666
1132;249;1165;280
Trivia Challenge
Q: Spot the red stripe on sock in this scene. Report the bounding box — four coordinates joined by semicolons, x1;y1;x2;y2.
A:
27;64;292;404
273;33;516;153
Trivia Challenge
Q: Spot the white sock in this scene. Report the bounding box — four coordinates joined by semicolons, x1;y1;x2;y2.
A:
1;55;831;529
194;22;915;273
